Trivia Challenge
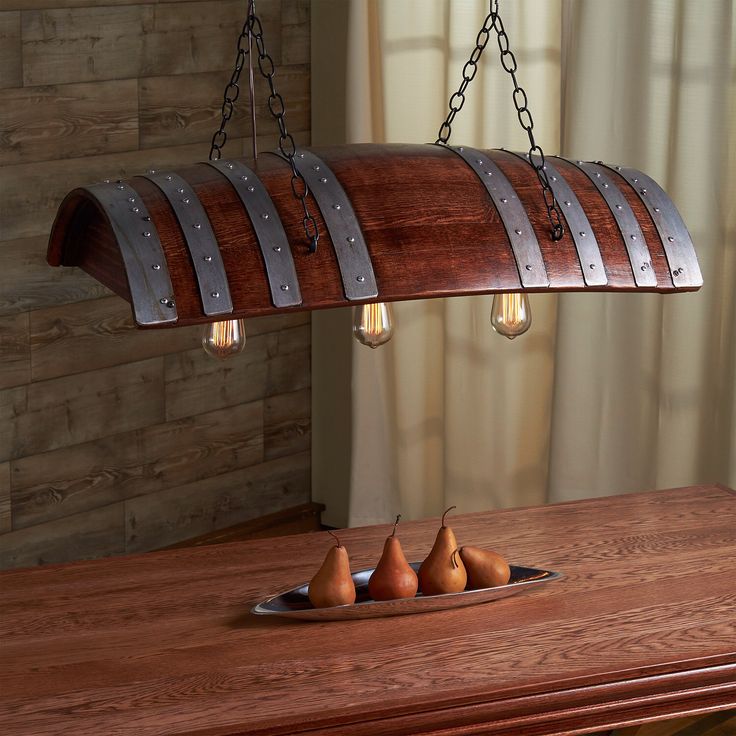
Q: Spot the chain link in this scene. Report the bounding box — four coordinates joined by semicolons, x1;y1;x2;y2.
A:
436;0;564;241
210;2;319;253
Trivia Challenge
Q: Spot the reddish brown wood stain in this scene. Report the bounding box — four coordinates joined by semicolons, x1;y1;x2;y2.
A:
47;145;697;328
1;485;735;735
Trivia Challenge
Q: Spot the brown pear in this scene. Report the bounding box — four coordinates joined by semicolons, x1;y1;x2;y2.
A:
459;546;511;589
418;506;467;595
368;516;419;601
308;531;356;608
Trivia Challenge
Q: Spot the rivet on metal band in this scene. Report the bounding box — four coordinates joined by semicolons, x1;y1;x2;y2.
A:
269;150;378;301
206;160;302;308
602;166;702;289
142;172;233;316
443;145;549;289
512;153;607;287
565;160;656;288
86;181;178;326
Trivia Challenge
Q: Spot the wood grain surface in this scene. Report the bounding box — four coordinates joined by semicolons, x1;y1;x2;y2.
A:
47;143;699;330
20;1;281;86
0;79;138;164
0;0;312;569
0;462;10;533
0;235;111;317
1;485;734;736
139;66;309;150
161;501;325;549
0;12;22;89
28;295;201;381
10;400;264;529
1;358;165;461
0;312;30;388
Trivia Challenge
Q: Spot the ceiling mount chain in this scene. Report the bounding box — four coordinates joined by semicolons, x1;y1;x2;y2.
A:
436;0;565;242
209;0;319;254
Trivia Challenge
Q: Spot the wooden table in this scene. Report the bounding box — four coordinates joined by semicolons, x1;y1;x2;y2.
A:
2;484;735;736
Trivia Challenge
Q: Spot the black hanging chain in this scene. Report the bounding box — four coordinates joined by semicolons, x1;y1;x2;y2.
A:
210;2;319;253
436;0;564;242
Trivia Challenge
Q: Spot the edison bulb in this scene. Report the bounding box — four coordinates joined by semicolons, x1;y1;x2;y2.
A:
202;318;246;359
490;293;531;339
353;302;394;348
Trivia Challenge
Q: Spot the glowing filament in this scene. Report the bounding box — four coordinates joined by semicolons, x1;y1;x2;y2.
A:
202;318;246;359
353;302;395;348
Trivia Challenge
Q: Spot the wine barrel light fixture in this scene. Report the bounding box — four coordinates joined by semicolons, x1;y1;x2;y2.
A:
46;0;702;357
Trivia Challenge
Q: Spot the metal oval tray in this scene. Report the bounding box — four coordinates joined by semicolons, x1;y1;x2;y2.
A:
251;562;562;621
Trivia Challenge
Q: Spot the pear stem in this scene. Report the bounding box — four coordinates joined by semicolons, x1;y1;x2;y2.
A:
451;548;459;569
328;530;341;547
391;514;401;537
442;505;457;528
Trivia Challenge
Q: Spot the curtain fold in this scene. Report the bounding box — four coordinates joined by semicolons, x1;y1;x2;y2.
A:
311;0;736;528
549;0;736;501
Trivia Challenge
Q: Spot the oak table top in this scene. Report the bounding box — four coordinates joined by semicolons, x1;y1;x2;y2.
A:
1;484;735;736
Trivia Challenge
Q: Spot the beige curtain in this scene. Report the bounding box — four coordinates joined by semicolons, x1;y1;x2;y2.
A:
311;0;736;528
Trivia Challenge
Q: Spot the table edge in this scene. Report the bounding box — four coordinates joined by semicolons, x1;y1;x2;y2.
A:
230;659;736;736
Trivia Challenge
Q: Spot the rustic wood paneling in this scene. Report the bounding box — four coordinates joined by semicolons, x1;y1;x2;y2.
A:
140;0;281;77
11;432;141;529
272;321;311;355
282;0;310;26
5;0;217;9
245;310;310;337
140;398;263;487
21;1;281;86
164;334;271;417
0;0;311;569
267;329;311;390
282;8;310;65
238;128;311;158
161;501;325;548
10;400;263;529
138;72;223;150
0;463;10;533
0;388;26;467
0;80;139;165
30;295;202;381
125;449;310;552
266;350;312;393
0;502;125;569
139;66;309;150
164;325;310;420
0;12;22;89
264;387;310;460
0;138;246;241
1;358;165;461
0;312;30;389
0;236;111;316
0;129;310;242
22;5;149;86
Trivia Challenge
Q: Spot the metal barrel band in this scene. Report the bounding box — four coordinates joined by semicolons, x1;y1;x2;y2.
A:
601;165;702;289
442;144;549;288
506;152;607;287
142;172;233;316
205;159;302;308
269;150;378;301
564;160;656;288
86;181;177;326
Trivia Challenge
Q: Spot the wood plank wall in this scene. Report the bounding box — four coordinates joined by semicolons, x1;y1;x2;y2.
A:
0;0;312;570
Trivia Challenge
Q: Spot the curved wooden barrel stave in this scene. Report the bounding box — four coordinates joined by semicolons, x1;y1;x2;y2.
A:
47;143;702;328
